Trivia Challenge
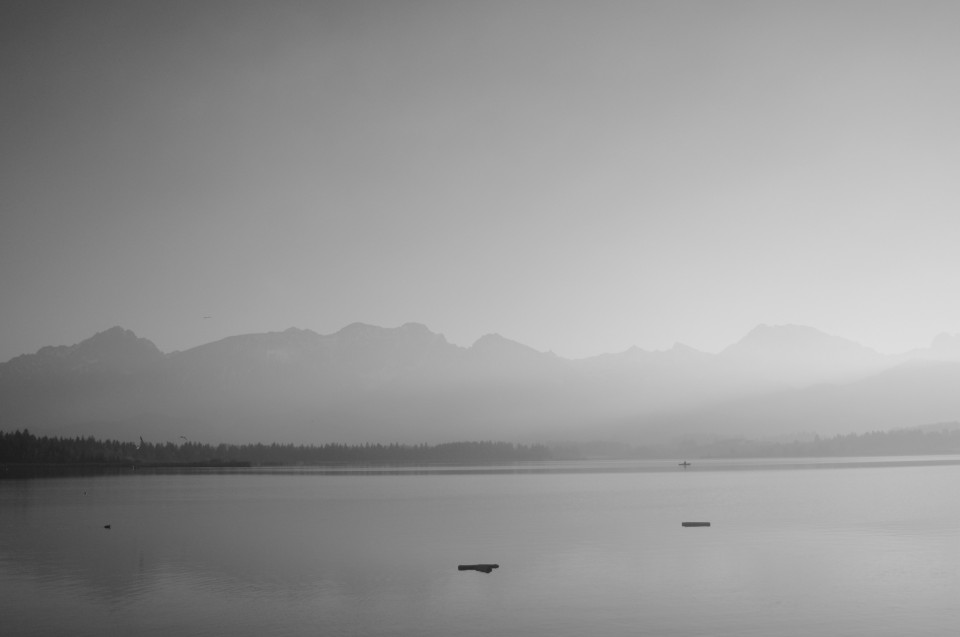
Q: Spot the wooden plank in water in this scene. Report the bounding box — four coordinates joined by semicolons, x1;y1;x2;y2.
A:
458;564;499;573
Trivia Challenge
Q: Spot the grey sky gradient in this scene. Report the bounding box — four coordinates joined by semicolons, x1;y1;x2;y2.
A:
3;0;960;361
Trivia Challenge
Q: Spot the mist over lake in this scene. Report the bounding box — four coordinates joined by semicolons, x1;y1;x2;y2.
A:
5;324;960;447
6;2;960;635
3;458;959;637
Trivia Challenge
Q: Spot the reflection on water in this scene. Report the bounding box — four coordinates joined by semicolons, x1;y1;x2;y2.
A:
2;458;959;636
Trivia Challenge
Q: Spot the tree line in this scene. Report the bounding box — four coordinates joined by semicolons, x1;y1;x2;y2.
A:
0;429;552;466
635;425;960;459
2;425;959;467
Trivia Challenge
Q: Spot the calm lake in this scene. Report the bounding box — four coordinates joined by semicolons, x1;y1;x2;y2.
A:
2;457;959;636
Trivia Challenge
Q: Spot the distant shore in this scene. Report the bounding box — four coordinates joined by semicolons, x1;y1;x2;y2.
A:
2;425;960;477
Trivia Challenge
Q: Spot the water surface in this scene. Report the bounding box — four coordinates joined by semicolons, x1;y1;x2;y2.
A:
2;458;959;636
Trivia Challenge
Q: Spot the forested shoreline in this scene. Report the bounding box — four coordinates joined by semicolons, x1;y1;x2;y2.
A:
0;430;552;466
648;425;960;459
2;425;960;468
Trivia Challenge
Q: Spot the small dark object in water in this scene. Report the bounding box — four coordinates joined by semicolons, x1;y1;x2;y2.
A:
681;522;710;527
679;461;691;468
458;564;499;573
103;524;111;529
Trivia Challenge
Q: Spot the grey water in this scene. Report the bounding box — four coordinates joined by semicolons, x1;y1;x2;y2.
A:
2;458;959;636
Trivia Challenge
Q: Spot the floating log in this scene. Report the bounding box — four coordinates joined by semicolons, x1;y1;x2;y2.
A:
681;522;710;527
458;564;499;573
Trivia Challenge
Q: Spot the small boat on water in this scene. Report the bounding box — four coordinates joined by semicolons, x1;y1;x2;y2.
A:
681;522;710;527
458;564;499;573
679;461;691;468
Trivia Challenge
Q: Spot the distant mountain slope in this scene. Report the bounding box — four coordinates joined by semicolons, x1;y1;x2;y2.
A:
0;327;169;438
718;324;887;386
894;332;960;362
0;326;165;379
637;359;960;443
2;323;959;445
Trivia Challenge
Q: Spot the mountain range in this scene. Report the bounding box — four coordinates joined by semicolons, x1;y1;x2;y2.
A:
2;323;959;445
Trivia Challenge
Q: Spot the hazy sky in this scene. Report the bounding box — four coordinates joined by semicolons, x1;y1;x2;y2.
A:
3;0;960;361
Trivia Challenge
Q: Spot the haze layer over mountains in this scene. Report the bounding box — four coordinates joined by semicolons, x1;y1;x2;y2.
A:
2;323;959;445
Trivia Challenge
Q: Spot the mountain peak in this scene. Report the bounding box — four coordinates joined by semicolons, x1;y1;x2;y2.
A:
83;325;142;345
1;326;164;378
73;326;164;369
719;324;884;385
726;324;877;355
338;322;380;334
670;342;705;355
282;327;317;336
468;333;560;371
471;333;528;351
331;322;447;346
